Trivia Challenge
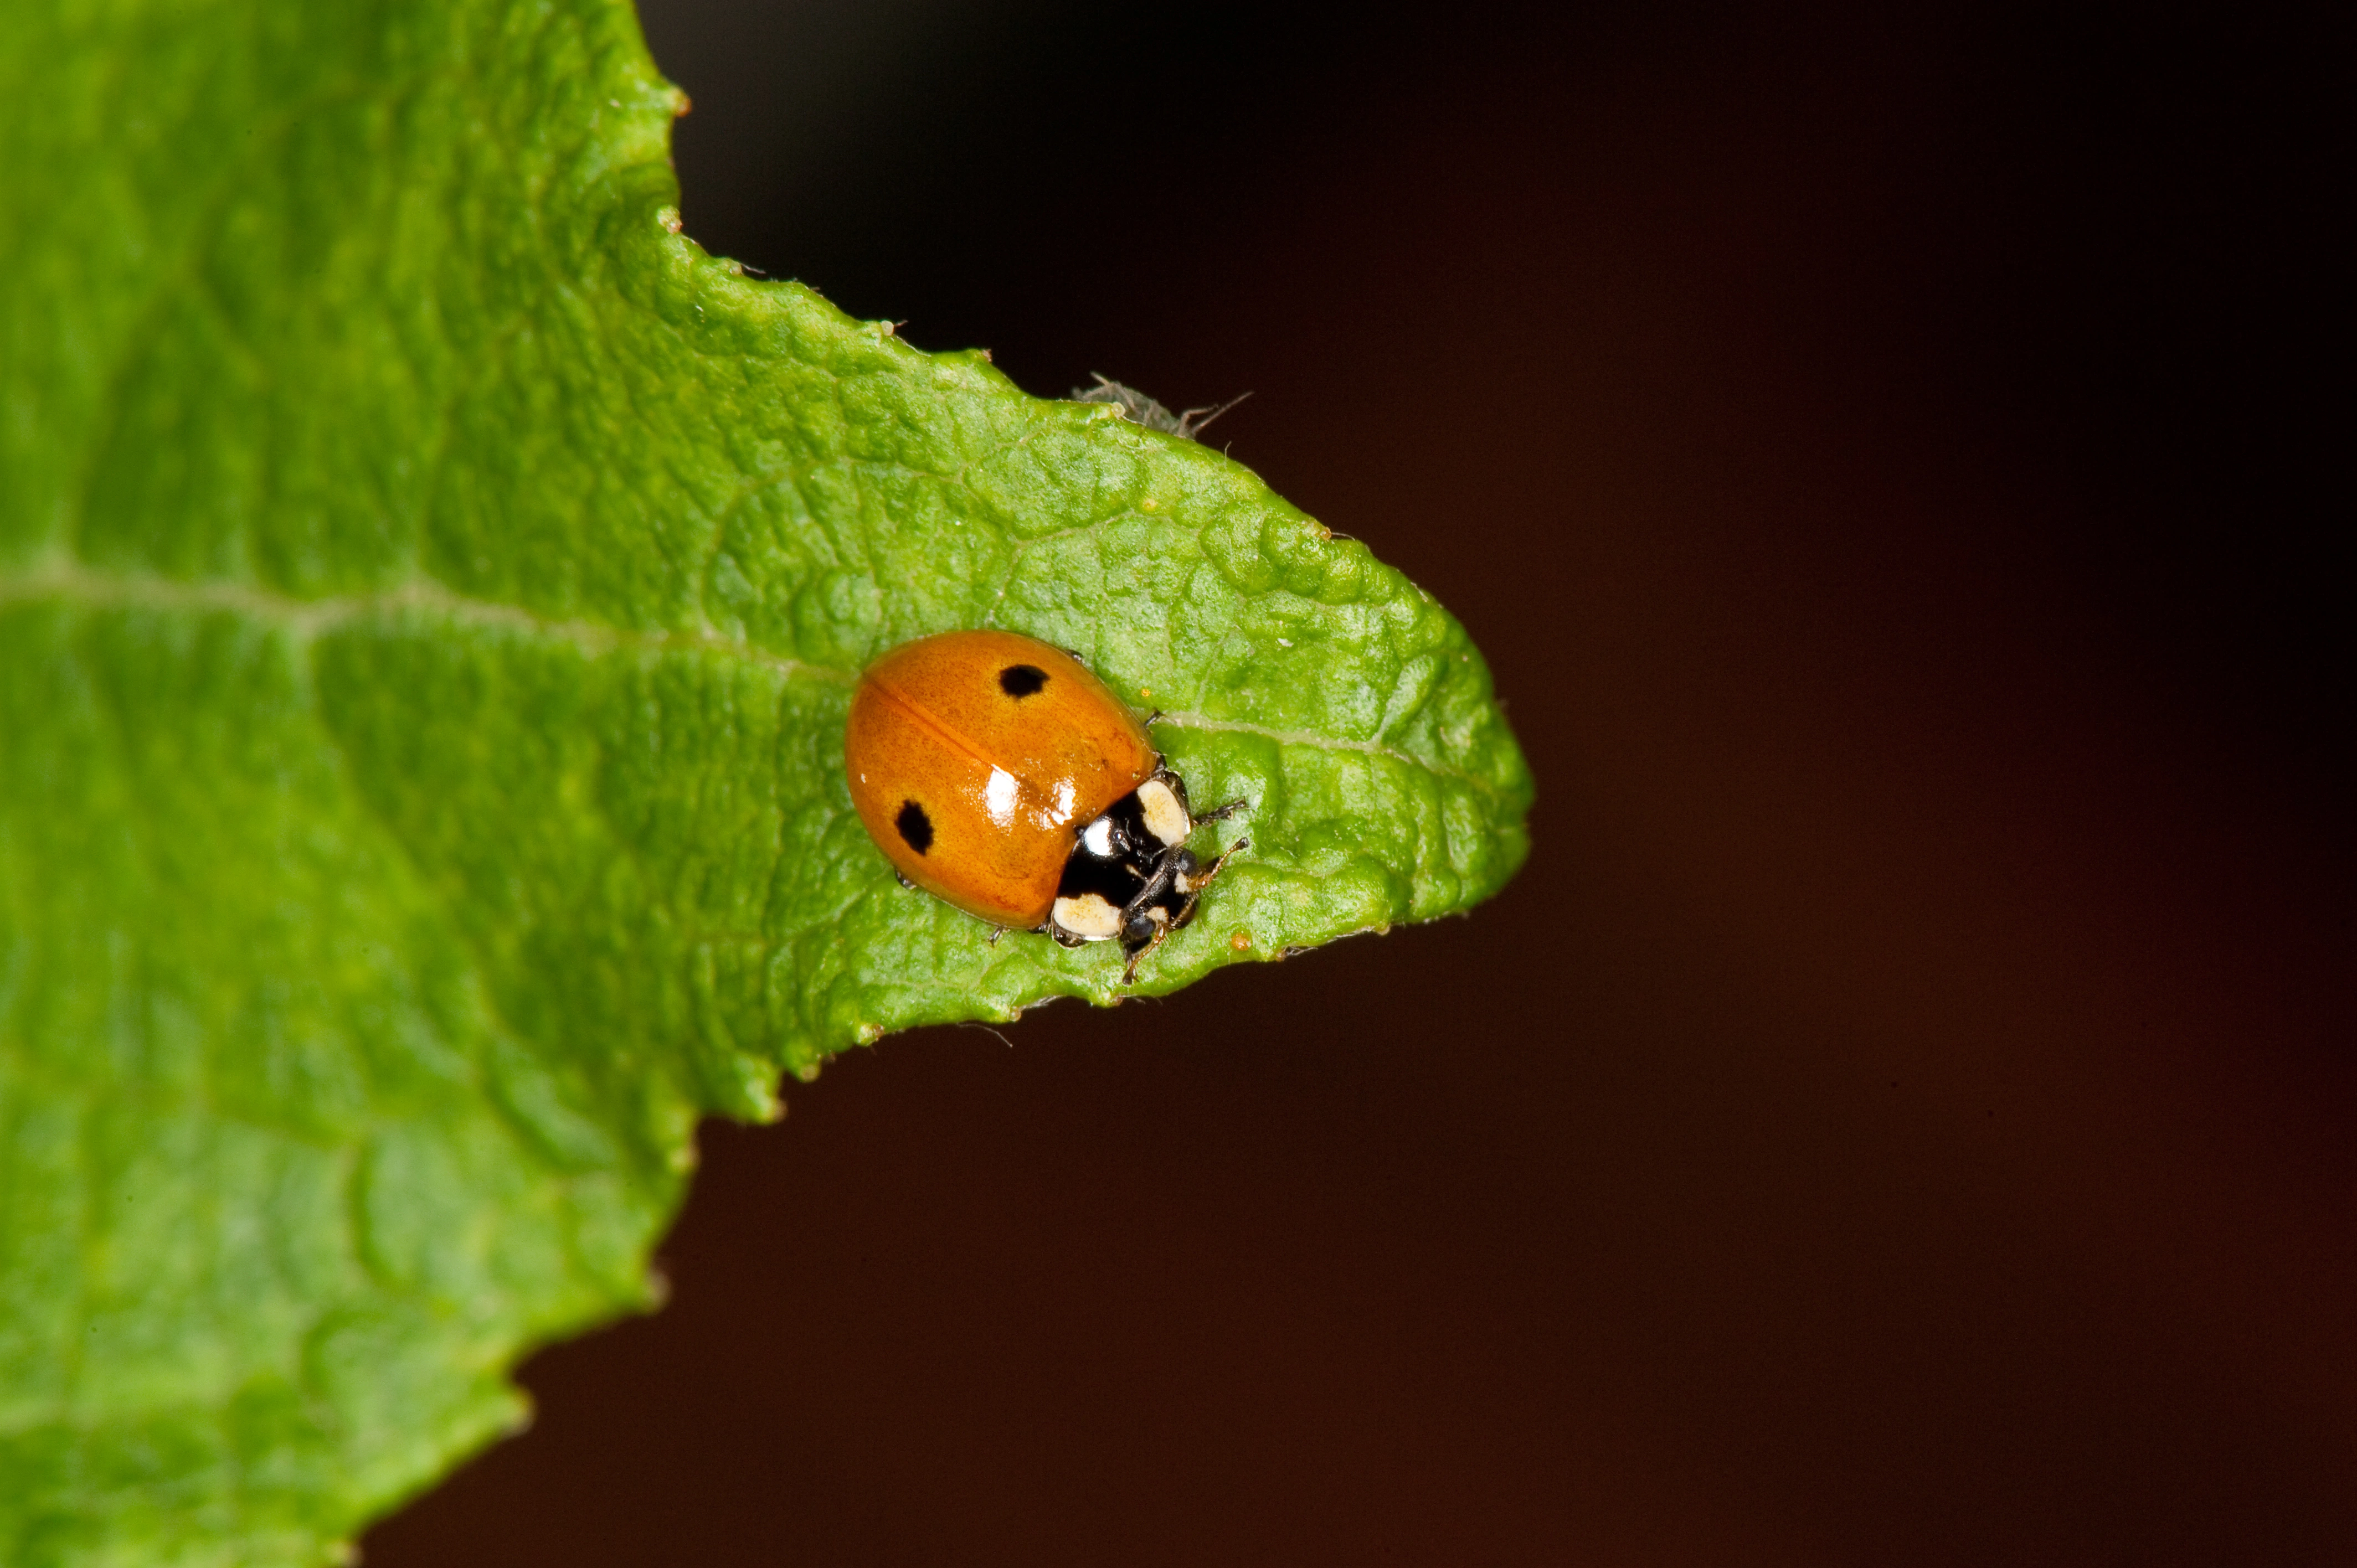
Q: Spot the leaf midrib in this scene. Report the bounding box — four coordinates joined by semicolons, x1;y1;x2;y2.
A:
0;559;847;685
1;560;1512;793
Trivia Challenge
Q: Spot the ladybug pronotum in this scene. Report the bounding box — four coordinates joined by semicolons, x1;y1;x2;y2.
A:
843;630;1249;982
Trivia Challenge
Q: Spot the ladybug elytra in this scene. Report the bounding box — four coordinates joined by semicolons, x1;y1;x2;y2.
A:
843;630;1247;982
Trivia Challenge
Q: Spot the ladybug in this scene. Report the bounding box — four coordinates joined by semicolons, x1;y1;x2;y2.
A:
843;630;1248;982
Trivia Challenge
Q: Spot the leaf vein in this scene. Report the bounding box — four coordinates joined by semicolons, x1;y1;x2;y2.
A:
0;563;856;686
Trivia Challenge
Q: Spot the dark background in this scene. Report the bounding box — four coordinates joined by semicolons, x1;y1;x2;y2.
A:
368;1;2352;1562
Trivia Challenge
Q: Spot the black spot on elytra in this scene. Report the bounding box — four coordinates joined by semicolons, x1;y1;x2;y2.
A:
999;664;1049;698
894;800;934;854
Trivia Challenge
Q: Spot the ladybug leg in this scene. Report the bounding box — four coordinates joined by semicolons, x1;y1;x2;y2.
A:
1119;933;1154;986
1111;858;1182;986
1190;797;1249;827
1123;857;1180;924
894;871;918;890
1120;914;1177;987
987;926;1004;946
1116;837;1252;984
1171;836;1250;931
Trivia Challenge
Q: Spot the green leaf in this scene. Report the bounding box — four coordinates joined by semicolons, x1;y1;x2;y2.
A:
0;0;1531;1561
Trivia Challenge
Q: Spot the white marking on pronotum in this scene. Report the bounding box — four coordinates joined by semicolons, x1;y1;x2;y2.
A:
1052;894;1123;940
1136;778;1190;848
984;766;1018;828
1082;816;1117;859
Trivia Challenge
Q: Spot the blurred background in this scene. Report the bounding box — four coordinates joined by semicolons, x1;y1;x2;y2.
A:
367;1;2351;1562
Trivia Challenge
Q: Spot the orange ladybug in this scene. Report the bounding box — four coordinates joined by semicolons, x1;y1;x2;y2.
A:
843;630;1247;981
